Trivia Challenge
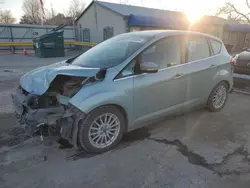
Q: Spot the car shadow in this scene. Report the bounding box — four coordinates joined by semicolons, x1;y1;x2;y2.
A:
64;127;152;161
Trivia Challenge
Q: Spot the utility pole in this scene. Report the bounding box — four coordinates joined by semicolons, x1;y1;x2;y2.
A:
40;0;46;25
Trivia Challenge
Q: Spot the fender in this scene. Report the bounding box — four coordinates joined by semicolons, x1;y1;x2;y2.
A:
70;91;131;114
68;91;133;147
213;68;233;90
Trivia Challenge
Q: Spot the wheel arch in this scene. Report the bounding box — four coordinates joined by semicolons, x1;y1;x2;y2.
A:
76;104;128;152
216;80;230;91
110;104;129;132
91;104;128;133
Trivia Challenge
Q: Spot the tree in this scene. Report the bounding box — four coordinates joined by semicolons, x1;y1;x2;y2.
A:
0;10;16;24
19;15;33;24
45;13;66;25
66;0;86;21
21;0;43;24
216;1;250;24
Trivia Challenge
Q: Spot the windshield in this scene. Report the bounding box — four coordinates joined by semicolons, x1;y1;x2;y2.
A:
72;33;153;68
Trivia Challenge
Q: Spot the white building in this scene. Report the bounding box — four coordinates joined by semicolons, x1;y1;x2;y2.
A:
76;1;250;53
75;1;189;43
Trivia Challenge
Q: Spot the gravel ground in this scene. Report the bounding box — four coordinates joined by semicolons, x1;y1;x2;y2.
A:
1;54;250;188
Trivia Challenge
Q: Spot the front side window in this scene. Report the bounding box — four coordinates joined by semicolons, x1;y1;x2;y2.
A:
186;36;210;62
140;36;182;69
117;60;136;79
210;39;222;55
72;33;153;68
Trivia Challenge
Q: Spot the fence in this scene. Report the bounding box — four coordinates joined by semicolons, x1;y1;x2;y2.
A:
0;24;75;51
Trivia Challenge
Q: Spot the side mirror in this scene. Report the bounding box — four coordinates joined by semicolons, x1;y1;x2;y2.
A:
140;61;159;73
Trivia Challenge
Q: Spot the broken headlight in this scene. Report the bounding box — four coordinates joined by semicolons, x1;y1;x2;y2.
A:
27;95;40;109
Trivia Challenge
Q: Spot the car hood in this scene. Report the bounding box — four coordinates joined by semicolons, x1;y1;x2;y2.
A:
20;60;100;95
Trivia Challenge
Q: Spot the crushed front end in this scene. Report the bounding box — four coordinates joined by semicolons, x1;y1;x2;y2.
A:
11;60;106;147
12;75;89;147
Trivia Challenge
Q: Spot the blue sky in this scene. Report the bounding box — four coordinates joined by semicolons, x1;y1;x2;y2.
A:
0;0;243;22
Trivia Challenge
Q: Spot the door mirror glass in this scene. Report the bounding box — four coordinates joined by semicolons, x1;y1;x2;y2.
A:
140;61;159;73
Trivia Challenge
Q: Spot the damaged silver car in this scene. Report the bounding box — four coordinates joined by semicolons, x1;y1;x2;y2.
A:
12;30;233;153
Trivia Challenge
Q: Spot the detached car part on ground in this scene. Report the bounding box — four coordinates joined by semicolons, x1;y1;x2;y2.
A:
12;31;233;153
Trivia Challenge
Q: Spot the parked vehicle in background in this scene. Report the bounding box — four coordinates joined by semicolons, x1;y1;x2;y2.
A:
233;49;250;75
232;49;250;89
12;30;233;153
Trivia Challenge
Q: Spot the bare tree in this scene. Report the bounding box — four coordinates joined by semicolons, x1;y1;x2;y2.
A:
66;0;86;21
22;0;42;24
0;10;16;24
44;4;56;22
216;1;250;24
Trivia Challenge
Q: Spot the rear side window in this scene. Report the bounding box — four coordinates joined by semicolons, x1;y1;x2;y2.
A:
210;39;222;55
186;36;210;62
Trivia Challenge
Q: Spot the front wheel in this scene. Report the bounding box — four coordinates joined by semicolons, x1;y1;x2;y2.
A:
78;105;125;153
207;82;228;112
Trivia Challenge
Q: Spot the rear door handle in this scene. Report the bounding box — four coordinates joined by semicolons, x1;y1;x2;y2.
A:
173;73;184;79
210;64;216;68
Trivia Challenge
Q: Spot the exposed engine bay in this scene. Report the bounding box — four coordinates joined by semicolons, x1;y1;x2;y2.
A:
12;67;106;147
29;75;88;108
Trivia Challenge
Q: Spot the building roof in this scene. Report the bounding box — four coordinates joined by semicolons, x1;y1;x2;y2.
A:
76;1;250;33
76;1;189;29
224;23;250;32
96;1;186;18
196;16;238;25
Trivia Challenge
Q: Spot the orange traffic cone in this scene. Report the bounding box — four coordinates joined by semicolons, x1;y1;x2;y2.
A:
23;48;27;55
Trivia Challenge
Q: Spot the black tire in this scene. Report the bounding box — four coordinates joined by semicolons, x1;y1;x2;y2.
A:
78;105;125;153
207;82;228;112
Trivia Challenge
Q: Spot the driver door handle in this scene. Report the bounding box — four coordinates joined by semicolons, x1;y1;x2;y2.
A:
173;73;184;79
210;64;216;68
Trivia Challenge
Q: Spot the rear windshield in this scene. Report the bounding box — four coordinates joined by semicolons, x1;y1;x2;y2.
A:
72;33;153;68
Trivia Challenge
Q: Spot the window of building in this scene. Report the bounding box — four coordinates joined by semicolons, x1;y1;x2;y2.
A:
103;27;114;40
83;28;90;42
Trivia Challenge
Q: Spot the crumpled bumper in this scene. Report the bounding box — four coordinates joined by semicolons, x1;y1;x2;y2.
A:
11;86;84;147
11;88;65;127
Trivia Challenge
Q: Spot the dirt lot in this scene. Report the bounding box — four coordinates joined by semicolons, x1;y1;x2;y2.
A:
1;54;250;188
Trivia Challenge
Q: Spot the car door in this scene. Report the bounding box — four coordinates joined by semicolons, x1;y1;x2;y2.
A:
183;35;219;108
133;36;187;124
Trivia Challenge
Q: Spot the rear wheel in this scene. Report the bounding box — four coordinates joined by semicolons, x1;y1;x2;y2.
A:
207;82;228;112
78;105;125;153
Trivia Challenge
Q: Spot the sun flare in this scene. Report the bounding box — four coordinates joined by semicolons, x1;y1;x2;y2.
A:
186;11;203;23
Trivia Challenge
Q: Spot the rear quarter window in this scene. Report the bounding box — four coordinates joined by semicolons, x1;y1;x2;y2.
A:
210;39;222;55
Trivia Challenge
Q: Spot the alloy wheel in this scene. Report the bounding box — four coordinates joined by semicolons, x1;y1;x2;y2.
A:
88;113;121;148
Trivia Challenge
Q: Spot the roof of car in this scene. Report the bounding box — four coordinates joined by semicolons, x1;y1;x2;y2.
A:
128;30;222;41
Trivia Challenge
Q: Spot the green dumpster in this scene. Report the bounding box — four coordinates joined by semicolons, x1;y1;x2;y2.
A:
33;25;65;58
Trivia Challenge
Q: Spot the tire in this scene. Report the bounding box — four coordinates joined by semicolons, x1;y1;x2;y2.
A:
207;82;228;112
78;105;125;153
